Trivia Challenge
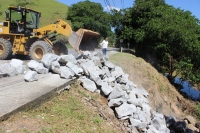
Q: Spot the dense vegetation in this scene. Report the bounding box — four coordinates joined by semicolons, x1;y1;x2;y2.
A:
67;0;113;39
0;0;69;27
110;0;200;85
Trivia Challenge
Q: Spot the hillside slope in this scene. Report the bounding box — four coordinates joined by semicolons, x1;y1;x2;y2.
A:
0;52;199;132
0;0;70;27
110;52;198;119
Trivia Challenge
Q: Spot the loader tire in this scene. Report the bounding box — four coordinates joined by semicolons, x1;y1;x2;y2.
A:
0;38;12;60
29;41;52;61
53;41;68;55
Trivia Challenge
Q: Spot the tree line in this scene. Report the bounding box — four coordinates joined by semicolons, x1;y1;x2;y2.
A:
67;0;200;86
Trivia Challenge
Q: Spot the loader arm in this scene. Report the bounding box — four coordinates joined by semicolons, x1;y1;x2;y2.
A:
33;19;100;54
33;19;72;38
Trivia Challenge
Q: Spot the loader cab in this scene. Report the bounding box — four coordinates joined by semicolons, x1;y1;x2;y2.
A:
7;6;41;35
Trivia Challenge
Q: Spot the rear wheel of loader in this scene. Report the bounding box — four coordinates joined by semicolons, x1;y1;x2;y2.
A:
0;38;12;60
29;41;52;61
53;41;68;55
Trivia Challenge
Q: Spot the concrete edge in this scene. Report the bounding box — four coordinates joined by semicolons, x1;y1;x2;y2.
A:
0;79;75;121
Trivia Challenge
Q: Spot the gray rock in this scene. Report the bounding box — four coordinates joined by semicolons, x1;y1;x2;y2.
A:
0;63;17;77
51;61;60;74
115;102;136;118
41;53;58;69
151;116;167;131
66;62;83;75
57;54;77;64
137;110;152;123
91;56;102;67
60;66;75;79
141;103;151;115
10;59;24;74
118;74;129;84
36;63;49;74
79;60;95;76
82;51;92;58
108;86;124;100
111;66;124;78
27;60;40;70
90;73;102;86
108;98;123;107
129;118;148;129
103;76;116;83
147;125;160;133
104;61;115;69
80;76;97;92
24;70;38;82
27;60;48;74
102;66;111;77
160;126;170;133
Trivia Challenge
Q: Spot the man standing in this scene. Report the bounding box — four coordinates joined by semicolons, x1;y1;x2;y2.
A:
101;37;108;56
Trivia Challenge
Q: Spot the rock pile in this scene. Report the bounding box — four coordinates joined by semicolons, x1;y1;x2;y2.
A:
0;59;25;78
0;52;199;133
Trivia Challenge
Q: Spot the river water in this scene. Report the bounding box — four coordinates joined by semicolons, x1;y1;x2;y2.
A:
174;77;200;100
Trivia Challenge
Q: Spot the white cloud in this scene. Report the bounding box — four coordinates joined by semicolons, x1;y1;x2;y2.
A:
104;6;120;12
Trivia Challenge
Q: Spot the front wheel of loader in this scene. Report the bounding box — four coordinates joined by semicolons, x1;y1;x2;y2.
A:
53;41;68;55
0;38;12;60
29;41;52;61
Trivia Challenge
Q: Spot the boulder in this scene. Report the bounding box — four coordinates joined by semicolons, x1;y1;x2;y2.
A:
111;66;124;78
41;53;58;69
57;54;77;64
147;125;160;133
108;98;124;107
66;62;83;76
108;86;124;100
101;82;113;96
60;66;75;79
151;116;168;132
115;102;136;118
129;118;148;130
27;60;48;74
0;63;17;77
104;61;115;69
82;51;92;59
90;73;102;86
103;76;116;83
10;59;24;74
102;66;111;77
91;56;102;67
79;60;95;76
51;61;61;74
137;110;151;123
80;76;97;92
24;70;38;82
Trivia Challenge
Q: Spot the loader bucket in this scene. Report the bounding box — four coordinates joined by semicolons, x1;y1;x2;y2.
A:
68;28;100;54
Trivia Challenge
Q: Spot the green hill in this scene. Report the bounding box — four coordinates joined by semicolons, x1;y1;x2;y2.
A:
0;0;70;27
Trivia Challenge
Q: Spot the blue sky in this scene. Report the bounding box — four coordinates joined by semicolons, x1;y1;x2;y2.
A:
57;0;200;20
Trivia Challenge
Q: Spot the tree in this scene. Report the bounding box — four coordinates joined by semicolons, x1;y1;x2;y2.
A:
67;0;112;37
111;0;200;84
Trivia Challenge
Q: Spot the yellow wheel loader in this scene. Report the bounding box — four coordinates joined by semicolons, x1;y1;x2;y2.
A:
0;6;99;61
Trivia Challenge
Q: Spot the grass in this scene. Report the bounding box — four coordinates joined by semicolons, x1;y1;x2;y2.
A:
0;0;70;27
0;82;120;133
195;104;200;120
